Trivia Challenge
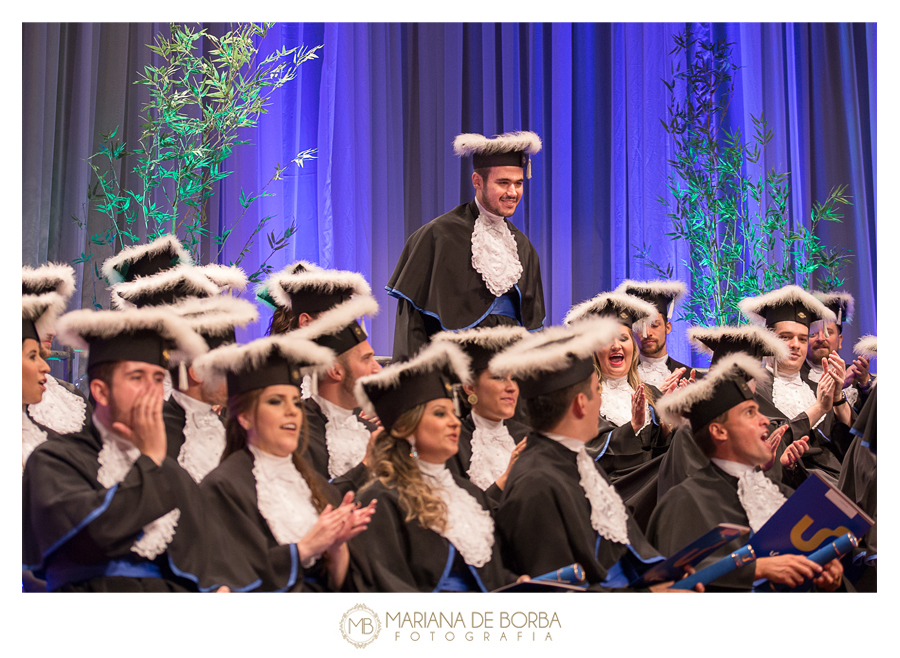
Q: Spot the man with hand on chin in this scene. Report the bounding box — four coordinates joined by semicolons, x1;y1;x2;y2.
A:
738;286;852;483
386;130;545;360
649;353;844;592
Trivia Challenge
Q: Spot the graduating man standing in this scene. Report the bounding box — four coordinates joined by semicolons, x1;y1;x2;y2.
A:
386;131;545;360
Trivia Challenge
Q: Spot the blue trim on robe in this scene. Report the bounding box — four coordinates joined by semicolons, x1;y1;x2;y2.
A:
44;558;161;592
273;544;300;592
816;428;831;443
23;483;120;573
432;544;488;592
593;432;613;461
166;554;262;593
849;426;863;438
595;536;666;588
385;285;538;332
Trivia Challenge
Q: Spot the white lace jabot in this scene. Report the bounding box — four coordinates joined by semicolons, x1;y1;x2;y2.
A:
471;197;522;297
249;444;320;563
637;354;671;388
600;376;650;431
22;410;48;472
807;363;824;383
768;367;823;429
94;415;180;560
712;458;787;532
544;433;630;545
27;375;86;434
417;459;495;567
313;395;370;479
467;412;517;490
170;390;225;484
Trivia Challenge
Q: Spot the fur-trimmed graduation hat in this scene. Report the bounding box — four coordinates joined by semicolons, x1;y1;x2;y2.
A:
267;267;371;322
110;265;221;309
254;261;322;310
196;264;248;295
430;325;529;376
453;130;542;179
56;307;208;372
854;335;876;358
294;294;379;357
738;285;835;328
812;291;855;330
23;292;67;344
657;353;768;434
489;318;620;399
167;296;259;353
101;235;193;284
192;335;335;399
614;279;686;320
355;341;471;432
688;324;789;365
564;291;657;330
22;263;76;300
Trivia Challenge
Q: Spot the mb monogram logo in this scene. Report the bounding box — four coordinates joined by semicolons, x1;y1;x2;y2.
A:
340;604;382;648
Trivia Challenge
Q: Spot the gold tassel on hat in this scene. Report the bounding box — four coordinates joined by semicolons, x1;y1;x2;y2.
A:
178;361;189;391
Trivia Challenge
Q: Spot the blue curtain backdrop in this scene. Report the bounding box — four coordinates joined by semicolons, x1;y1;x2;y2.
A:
22;22;877;366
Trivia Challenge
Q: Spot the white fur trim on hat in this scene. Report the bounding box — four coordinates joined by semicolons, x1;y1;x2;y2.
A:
22;263;76;301
656;353;768;428
267;269;372;311
812;291;855;324
614;279;687;304
168;295;259;336
109;265;221;310
192;334;336;390
853;335;876;358
293;294;380;341
23;292;68;339
253;260;324;309
452;131;542;157
56;306;209;363
354;341;471;418
431;325;529;352
687;324;790;361
738;285;836;325
489;318;620;381
101;235;193;284
197;264;248;294
564;291;657;328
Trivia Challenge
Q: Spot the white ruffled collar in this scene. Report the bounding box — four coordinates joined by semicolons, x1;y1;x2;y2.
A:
249;444;320;562
713;459;787;532
313;395;370;479
467;412;516;490
639;354;668;366
416;459;495;567
637;355;671;387
22;409;48;472
471;197;523;297
94;414;180;560
600;376;650;430
766;366;822;428
27;375;86;434
544;433;630;545
807;362;824;383
170;390;225;484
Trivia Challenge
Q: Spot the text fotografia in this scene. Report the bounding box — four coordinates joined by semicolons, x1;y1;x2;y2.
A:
386;611;561;642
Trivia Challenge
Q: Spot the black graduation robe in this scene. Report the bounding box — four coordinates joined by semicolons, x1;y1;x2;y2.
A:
496;433;663;589
386;200;545;359
446;413;530;503
200;447;342;592
755;370;852;482
348;472;517;592
302;398;376;495
22;425;243;592
647;461;795;592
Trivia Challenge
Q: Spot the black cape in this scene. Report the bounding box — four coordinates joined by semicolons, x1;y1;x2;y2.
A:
446;413;530;503
348;472;517;592
22;425;244;592
496;433;662;589
302;397;376;495
386;201;545;359
647;461;795;592
199;447;341;592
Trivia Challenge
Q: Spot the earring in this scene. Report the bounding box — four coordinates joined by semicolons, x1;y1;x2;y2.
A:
467;393;478;406
408;436;418;459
